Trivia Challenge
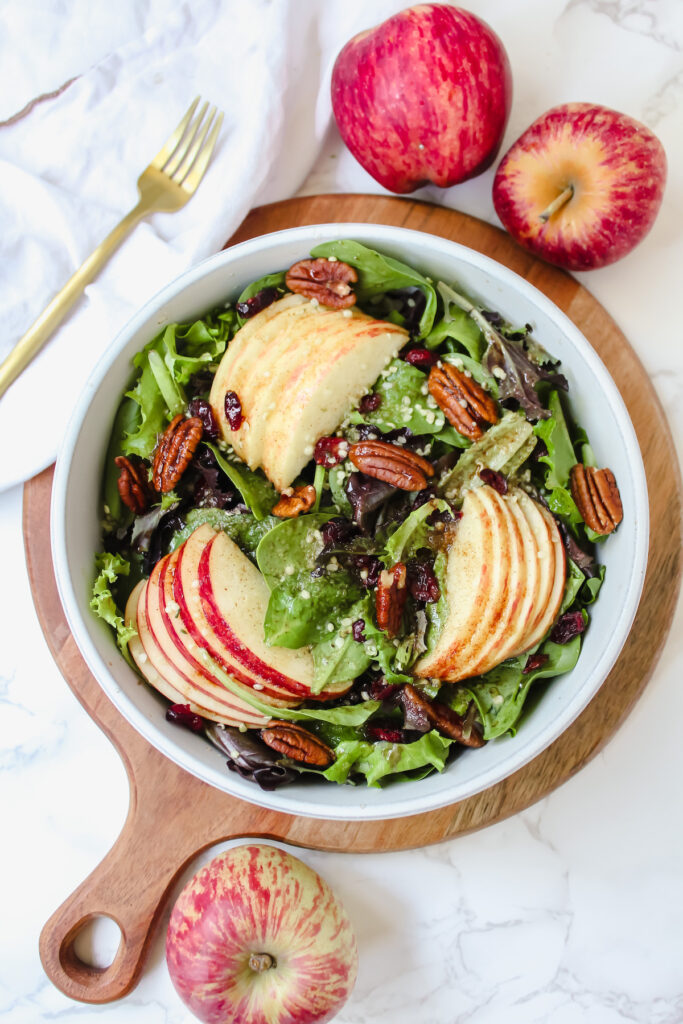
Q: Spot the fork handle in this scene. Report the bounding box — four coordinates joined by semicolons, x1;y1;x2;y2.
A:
0;201;147;400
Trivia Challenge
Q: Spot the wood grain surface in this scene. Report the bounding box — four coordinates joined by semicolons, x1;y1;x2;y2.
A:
30;195;681;1004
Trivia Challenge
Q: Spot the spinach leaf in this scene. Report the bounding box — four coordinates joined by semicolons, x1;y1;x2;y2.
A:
311;597;372;691
264;569;362;648
533;390;578;490
102;396;140;527
442;352;498;397
560;559;586;614
310;240;437;338
349;359;446;435
329;465;353;516
256;512;335;589
235;271;287;327
322;730;452;787
426;293;484;360
204;443;278;521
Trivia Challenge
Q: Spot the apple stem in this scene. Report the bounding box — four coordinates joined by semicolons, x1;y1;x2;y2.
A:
249;952;276;973
539;185;574;223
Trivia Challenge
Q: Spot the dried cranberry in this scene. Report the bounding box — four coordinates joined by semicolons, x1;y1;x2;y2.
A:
352;554;382;588
407;560;440;603
314;436;348;467
403;347;438;369
236;286;279;318
550;611;586;645
320;517;358;549
355;423;382;441
166;703;204;732
479;468;508;494
187;398;219;440
359;393;382;414
352;619;366;642
367;725;406;744
224;391;244;431
522;652;549;674
367;678;399;701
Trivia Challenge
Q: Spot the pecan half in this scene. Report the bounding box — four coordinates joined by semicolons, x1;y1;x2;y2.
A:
152;414;203;493
272;484;316;518
285;258;357;309
114;455;155;513
569;463;623;535
349;439;434;491
400;685;486;747
376;562;408;636
260;722;335;768
428;362;498;440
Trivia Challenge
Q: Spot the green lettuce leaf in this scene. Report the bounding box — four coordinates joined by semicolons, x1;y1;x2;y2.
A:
321;730;452;786
102;396;140;527
90;553;137;663
438;411;534;501
349;359;446;435
459;636;582;740
204;443;278;521
442;352;498;396
310;239;437;338
122;312;235;459
560;558;586;614
385;497;450;563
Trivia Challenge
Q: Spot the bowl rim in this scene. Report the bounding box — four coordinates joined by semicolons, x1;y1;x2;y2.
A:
50;222;649;821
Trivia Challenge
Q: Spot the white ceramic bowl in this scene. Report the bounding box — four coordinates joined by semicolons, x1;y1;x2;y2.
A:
51;223;648;821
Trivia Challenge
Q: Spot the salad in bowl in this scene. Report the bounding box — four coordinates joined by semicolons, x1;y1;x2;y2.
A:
91;237;625;794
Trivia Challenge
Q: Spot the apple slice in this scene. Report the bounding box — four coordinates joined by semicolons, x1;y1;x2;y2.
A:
239;308;367;471
146;549;291;715
209;296;409;491
488;492;541;665
171;532;304;705
465;488;527;678
519;503;566;651
127;579;270;727
260;312;409;490
211;294;308;468
413;486;497;680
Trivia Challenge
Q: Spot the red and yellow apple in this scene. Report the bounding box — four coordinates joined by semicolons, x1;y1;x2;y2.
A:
492;102;667;270
166;844;358;1024
331;4;512;193
414;485;566;682
210;295;408;492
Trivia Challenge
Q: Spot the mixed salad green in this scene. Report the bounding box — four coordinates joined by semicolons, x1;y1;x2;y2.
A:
93;240;612;791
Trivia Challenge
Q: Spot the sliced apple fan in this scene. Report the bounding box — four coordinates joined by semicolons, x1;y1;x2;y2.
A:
94;241;611;789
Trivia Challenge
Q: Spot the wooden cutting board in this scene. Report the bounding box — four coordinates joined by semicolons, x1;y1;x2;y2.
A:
30;195;681;1005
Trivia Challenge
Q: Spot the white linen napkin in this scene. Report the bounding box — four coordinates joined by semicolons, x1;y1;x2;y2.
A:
0;0;407;489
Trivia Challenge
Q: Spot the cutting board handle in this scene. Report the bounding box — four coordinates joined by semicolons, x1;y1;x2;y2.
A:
38;782;211;1003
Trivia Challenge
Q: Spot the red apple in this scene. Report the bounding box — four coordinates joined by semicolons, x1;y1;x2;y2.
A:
166;844;358;1024
492;103;667;270
331;4;512;193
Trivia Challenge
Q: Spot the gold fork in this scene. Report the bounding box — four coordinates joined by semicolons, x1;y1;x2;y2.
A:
0;97;223;399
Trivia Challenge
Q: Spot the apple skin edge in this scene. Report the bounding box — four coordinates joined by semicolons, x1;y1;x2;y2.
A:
492;102;667;271
331;4;512;194
167;845;358;1024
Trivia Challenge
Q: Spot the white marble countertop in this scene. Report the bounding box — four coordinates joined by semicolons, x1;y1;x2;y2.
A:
3;2;683;1022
